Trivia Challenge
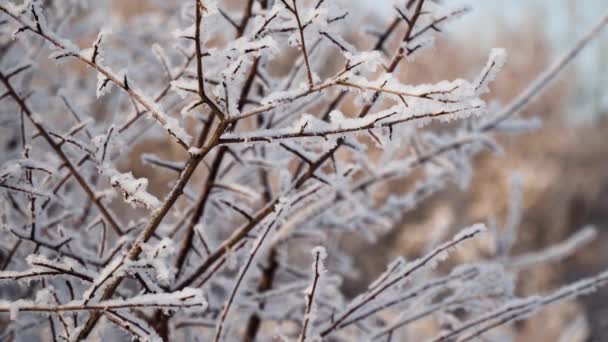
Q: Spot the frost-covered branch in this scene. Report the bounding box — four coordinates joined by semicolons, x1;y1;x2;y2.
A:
1;0;606;341
0;70;123;235
175;139;342;290
298;246;326;342
0;288;206;314
431;269;608;342
319;224;486;338
0;3;193;149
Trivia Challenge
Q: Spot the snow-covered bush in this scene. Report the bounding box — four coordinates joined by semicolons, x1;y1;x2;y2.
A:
0;0;607;341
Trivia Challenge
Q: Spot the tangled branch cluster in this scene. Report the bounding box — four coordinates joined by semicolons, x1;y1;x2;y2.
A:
0;0;607;341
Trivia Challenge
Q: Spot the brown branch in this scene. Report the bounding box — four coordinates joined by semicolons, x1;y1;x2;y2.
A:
194;0;222;123
218;105;481;144
229;1;430;124
174;147;227;279
229;80;335;122
238;58;260;112
237;0;256;37
212;202;286;342
119;52;196;134
75;116;230;340
386;0;425;73
292;0;314;89
175;139;342;290
298;247;324;342
241;249;278;342
372;18;401;54
175;1;434;304
175;0;263;285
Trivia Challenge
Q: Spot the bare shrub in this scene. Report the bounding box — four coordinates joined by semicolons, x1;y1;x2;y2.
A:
0;1;607;341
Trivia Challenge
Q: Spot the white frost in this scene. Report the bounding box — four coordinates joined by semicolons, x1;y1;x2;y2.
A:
109;172;161;210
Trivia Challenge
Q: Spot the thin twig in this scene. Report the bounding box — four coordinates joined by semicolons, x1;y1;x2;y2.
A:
0;72;123;235
298;247;324;342
482;9;608;130
292;0;314;89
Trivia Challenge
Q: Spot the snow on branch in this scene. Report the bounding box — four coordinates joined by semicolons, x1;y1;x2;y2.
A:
0;0;606;341
298;246;326;342
109;171;161;210
319;224;487;338
0;288;206;314
0;254;95;283
0;2;192;149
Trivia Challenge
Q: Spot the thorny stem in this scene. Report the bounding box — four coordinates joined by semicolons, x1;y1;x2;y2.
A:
76;118;230;340
358;0;425;119
74;0;235;335
174;0;258;282
194;0;226;123
225;3;466;125
225;0;431;133
230;8;434;284
3;4;478;340
195;0;207;101
176;0;431;296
